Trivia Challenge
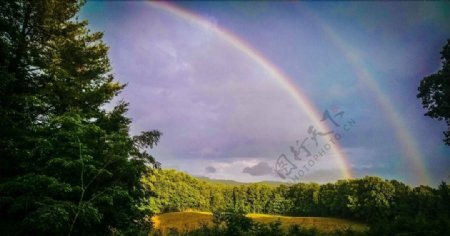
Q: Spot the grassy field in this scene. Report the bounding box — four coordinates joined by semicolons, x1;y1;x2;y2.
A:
151;211;368;235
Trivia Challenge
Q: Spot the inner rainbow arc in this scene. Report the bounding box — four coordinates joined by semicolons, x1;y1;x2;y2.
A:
148;1;353;180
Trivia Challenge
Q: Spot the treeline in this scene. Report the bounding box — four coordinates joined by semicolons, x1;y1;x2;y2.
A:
142;169;450;235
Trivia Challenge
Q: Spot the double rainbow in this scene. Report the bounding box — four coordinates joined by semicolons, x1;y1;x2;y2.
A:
147;1;430;185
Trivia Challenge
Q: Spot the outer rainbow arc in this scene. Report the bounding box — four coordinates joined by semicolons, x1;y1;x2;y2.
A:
315;21;431;185
148;1;353;180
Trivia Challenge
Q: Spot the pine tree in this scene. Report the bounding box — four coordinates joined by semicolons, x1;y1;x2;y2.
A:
0;1;160;235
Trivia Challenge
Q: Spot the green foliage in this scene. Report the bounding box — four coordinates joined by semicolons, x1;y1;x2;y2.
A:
288;183;320;216
141;169;212;213
143;169;450;234
367;214;450;236
348;177;395;220
213;211;253;236
141;169;282;214
0;0;160;235
150;211;363;236
251;220;284;236
417;39;450;145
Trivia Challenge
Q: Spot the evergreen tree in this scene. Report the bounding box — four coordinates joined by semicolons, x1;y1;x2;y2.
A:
0;1;160;235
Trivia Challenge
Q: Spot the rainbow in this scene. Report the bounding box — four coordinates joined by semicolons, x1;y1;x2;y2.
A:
321;25;431;185
275;0;435;185
300;12;430;185
145;2;382;181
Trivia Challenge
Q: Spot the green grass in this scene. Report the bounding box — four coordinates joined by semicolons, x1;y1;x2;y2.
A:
151;211;368;235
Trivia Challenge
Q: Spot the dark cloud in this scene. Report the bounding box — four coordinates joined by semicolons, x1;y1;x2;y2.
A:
81;1;450;186
243;162;272;176
205;166;216;173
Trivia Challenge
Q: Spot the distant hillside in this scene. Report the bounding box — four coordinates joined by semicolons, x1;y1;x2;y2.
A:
194;176;288;187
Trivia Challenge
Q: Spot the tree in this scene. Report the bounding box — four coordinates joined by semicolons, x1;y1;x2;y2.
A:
333;180;357;218
351;177;394;220
213;211;253;236
437;182;450;216
141;169;213;213
0;0;160;235
417;39;450;145
389;180;413;217
318;183;338;216
287;183;320;216
268;185;293;215
209;185;226;212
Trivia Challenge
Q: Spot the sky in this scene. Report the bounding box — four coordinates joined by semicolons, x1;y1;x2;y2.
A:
80;1;450;186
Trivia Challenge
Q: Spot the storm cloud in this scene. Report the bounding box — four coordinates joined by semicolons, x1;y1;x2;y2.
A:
243;162;272;176
205;166;217;173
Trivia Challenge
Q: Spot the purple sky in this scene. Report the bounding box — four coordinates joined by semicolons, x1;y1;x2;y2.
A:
80;1;450;186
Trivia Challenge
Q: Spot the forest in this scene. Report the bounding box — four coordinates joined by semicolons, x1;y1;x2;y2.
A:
142;169;450;235
1;1;449;235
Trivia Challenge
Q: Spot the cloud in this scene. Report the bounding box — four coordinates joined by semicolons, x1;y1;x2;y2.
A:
243;162;272;176
85;1;450;186
205;166;217;173
288;169;342;183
